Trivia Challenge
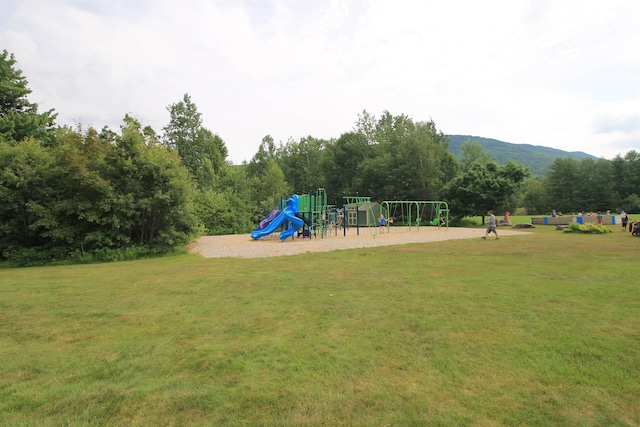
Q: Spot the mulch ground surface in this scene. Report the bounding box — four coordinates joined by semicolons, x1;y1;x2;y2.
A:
188;226;530;259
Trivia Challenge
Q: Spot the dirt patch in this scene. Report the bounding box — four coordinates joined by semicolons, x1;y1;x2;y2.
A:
188;226;530;259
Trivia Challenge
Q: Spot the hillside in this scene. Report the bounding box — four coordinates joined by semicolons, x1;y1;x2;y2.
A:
447;135;597;177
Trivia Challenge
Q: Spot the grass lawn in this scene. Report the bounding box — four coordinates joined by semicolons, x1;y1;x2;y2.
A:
1;222;639;426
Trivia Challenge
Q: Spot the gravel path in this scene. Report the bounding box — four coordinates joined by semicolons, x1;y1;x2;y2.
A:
188;226;530;259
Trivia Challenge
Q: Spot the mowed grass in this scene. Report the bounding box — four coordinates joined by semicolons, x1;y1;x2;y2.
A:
1;223;639;426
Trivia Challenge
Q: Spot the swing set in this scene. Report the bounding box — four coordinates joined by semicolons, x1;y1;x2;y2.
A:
380;201;449;231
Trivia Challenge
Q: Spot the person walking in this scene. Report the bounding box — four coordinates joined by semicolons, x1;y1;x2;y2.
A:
621;210;628;231
482;211;499;240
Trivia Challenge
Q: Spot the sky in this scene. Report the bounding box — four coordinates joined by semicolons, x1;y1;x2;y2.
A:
1;0;639;164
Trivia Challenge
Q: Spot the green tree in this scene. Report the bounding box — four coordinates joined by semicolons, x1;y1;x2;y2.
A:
194;160;254;235
161;94;252;235
623;151;640;195
460;140;492;170
245;135;277;178
194;189;253;235
0;50;57;146
623;193;640;213
217;164;254;232
521;177;550;214
100;115;198;248
579;158;615;212
611;150;640;212
257;159;290;214
46;126;116;251
163;93;228;189
543;158;583;214
254;111;456;208
354;112;456;202
276;136;326;194
353;109;377;145
358;153;395;201
320;131;371;202
445;160;529;221
0;137;60;258
543;157;617;214
391;119;456;201
245;137;290;219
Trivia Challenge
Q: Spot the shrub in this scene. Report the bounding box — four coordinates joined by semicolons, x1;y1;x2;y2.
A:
565;222;612;234
1;244;186;268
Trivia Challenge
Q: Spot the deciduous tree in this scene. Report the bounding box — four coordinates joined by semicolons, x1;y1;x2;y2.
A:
0;50;57;146
445;160;529;221
163;93;228;189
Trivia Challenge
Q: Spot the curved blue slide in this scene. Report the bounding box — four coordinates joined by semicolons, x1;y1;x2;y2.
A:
251;195;304;241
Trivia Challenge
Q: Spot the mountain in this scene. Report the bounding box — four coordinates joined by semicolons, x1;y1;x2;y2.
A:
447;135;597;177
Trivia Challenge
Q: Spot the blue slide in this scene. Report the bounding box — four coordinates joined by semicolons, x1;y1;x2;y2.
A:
251;195;304;241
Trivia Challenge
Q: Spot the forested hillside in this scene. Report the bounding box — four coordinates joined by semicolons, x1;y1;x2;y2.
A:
448;135;597;177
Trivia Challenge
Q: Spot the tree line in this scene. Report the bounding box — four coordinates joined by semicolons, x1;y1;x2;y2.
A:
522;153;640;216
1;50;638;265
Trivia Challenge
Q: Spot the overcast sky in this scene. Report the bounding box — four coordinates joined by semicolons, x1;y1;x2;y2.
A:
2;0;639;164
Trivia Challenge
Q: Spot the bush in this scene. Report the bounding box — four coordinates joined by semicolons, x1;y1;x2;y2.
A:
1;245;187;268
565;222;612;234
1;247;69;267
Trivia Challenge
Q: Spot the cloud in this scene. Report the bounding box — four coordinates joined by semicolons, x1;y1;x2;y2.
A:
593;108;640;135
1;0;639;163
589;101;640;156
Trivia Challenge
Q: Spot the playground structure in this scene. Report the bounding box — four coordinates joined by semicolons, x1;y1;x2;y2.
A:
250;194;305;241
252;189;331;241
251;188;449;241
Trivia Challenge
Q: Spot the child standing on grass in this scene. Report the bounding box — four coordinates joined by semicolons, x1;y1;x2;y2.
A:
482;211;499;240
621;210;628;231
